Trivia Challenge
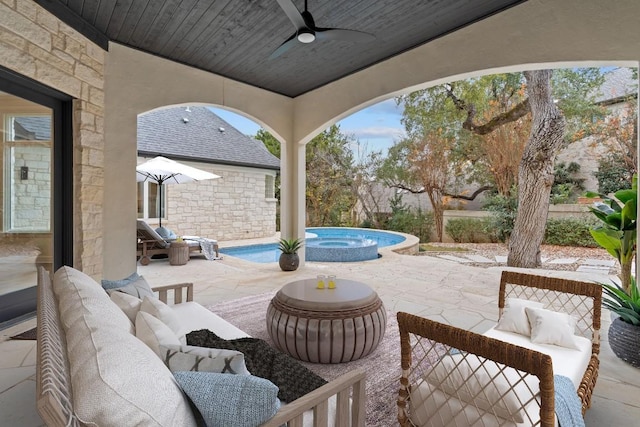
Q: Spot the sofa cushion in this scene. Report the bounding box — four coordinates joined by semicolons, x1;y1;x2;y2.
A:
174;371;280;427
159;344;250;375
53;266;197;427
136;311;182;357
171;302;249;339
495;298;544;337
110;291;142;324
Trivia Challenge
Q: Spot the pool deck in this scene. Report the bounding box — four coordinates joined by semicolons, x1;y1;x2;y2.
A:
1;236;639;425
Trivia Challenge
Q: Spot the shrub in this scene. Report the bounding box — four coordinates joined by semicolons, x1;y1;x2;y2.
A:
483;191;518;242
445;218;497;243
543;217;600;247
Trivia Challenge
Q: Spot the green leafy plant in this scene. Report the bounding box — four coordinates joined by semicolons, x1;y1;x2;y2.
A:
543;217;600;247
445;218;498;243
586;175;637;293
602;277;640;326
278;238;303;254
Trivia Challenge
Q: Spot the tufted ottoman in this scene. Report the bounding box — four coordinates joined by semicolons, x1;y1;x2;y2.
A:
266;278;386;363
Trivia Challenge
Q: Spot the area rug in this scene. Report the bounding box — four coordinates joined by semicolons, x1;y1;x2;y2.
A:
207;292;401;426
10;327;37;340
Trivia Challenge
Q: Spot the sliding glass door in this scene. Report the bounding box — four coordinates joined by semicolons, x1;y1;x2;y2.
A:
0;68;72;327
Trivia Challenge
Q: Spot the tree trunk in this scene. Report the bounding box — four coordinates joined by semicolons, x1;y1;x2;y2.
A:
508;70;565;268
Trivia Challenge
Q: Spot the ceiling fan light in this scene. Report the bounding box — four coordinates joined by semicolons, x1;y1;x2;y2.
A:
297;29;315;43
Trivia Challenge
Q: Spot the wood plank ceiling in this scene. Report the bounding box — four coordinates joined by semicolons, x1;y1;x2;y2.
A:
35;0;528;97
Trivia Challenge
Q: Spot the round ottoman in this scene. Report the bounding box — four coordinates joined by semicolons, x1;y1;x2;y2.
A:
266;278;386;363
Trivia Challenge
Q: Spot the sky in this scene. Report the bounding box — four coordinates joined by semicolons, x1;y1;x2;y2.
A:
211;98;406;156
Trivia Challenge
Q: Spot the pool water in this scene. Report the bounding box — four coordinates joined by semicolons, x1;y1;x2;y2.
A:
219;227;405;263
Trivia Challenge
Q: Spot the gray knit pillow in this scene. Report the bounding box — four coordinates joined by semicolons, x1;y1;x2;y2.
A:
160;344;250;375
174;371;280;427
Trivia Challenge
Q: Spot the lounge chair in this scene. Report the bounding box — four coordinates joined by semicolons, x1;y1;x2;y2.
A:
136;220;219;265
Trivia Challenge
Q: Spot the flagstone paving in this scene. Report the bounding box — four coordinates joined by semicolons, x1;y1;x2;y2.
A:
0;240;637;426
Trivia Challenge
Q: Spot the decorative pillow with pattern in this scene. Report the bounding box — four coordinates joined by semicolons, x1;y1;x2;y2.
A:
159;344;250;375
174;371;280;427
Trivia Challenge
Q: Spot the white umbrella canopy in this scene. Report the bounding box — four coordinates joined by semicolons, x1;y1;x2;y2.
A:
136;156;221;226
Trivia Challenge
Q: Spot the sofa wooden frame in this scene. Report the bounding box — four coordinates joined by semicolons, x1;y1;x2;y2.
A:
36;267;366;426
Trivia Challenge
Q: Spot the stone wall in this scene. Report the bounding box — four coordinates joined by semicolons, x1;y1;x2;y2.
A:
140;160;278;240
1;0;106;277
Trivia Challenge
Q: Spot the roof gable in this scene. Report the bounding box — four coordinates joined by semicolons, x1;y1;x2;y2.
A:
137;107;280;170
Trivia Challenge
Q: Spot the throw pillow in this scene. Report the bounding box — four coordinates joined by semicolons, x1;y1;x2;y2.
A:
140;296;183;337
495;298;544;336
110;292;142;324
135;311;181;357
525;307;579;350
156;226;177;240
102;273;155;300
159;344;250;375
174;371;280;427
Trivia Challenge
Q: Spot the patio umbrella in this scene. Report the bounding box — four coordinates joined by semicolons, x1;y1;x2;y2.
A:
136;156;221;227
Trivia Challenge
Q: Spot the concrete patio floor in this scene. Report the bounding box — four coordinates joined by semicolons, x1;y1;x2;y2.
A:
1;242;639;426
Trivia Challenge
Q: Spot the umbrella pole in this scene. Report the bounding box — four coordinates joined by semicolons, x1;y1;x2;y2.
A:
159;182;163;228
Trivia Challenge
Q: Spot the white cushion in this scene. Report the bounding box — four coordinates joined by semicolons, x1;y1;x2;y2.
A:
171;302;250;339
136;311;182;357
141;296;184;339
525;307;579;350
53;266;197;426
484;327;591;389
495;298;544;336
159;344;250;375
110;291;142;324
425;352;537;422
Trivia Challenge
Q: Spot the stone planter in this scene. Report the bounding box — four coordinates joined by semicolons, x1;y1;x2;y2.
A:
279;253;300;271
608;316;640;368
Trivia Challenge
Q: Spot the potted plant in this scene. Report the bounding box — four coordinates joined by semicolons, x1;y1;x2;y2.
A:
278;238;303;271
587;175;639;367
586;175;637;293
602;278;640;368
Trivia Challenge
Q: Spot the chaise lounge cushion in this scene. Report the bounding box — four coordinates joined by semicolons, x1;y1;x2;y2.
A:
53;266;197;427
175;371;280;427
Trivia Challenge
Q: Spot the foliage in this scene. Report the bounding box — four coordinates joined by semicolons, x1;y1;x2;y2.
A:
278;238;303;254
586;175;637;293
594;153;634;195
482;190;518;242
383;194;434;242
254;129;282;207
602;277;640;326
550;162;585;204
543;217;599;247
445;218;498;243
305;125;357;226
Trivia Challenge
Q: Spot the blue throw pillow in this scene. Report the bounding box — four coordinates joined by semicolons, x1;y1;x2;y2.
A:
174;371;280;427
156;226;177;240
101;273;154;299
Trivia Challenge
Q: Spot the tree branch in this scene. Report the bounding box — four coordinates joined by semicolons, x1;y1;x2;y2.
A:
445;85;531;135
444;185;494;201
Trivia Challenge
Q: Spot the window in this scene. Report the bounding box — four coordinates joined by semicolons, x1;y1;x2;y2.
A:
137;181;165;220
3;113;52;232
265;174;275;199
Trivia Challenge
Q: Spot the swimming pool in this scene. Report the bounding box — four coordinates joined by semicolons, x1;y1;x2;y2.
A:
219;227;406;263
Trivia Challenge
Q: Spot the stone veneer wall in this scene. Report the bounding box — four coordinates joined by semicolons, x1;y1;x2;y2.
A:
1;0;105;277
146;161;277;240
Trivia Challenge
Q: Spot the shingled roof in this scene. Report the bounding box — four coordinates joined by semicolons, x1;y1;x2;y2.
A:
595;67;637;105
137;107;280;170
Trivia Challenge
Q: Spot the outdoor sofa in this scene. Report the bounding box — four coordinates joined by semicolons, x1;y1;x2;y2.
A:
36;265;366;426
397;271;602;426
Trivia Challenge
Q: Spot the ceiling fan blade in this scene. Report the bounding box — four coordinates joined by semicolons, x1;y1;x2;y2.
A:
275;0;306;30
269;33;298;59
316;28;376;43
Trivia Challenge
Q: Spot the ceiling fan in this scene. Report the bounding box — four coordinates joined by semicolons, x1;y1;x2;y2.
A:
270;0;376;59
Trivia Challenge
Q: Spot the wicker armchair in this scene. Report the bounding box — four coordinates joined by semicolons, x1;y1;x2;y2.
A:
398;271;602;427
